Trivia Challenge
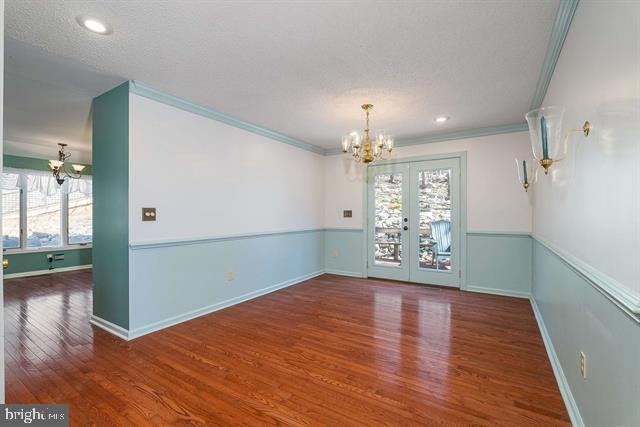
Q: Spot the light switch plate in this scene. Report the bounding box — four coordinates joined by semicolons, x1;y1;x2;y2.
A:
142;207;157;221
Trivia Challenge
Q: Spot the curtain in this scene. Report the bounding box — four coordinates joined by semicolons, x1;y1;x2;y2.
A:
2;168;92;196
2;172;20;190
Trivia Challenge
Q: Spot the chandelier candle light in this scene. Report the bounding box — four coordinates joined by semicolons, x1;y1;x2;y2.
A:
49;143;86;185
341;104;394;164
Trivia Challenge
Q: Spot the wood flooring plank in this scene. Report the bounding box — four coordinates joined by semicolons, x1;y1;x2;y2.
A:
4;270;570;426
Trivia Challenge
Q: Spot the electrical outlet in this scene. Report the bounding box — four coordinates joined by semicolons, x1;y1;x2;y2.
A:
332;249;339;258
227;271;235;282
579;352;586;378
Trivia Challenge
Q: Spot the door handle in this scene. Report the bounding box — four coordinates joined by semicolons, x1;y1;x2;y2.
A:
3;259;8;269
403;226;408;231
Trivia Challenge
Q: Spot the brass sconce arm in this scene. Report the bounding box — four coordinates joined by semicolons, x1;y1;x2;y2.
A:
554;121;591;163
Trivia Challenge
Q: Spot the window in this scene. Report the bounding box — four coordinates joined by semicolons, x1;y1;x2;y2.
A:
68;188;93;244
2;173;21;249
27;175;62;248
2;169;92;251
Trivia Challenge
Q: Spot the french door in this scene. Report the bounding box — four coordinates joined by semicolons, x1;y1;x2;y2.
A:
367;158;461;287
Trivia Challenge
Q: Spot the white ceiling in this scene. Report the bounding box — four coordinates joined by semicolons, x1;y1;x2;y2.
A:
5;0;559;154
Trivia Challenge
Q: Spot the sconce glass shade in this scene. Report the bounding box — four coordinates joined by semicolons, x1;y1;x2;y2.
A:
48;160;64;170
525;106;565;161
350;131;362;148
376;130;386;147
385;135;394;151
515;158;537;191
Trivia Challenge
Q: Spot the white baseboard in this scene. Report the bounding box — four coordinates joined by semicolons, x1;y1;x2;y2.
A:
324;269;364;278
465;285;530;299
90;315;130;340
530;297;584;427
126;270;325;340
4;264;92;279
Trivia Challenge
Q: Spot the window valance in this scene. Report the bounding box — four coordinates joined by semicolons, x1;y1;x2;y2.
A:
2;168;92;196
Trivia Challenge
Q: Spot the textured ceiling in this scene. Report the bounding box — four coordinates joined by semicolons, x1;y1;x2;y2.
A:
5;0;559;152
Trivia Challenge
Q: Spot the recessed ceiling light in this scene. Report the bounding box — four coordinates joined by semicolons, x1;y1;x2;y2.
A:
435;116;449;123
76;16;111;35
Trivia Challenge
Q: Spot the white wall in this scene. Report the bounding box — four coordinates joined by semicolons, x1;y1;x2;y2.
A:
128;93;325;243
325;131;533;232
534;1;640;295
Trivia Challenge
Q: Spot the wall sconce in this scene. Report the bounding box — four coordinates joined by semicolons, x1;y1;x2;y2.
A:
515;158;538;192
524;106;590;175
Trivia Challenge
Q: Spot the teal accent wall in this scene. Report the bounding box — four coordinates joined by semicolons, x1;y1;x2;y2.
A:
92;82;129;329
466;232;532;298
4;248;91;275
532;239;640;427
4;154;92;174
128;230;324;336
324;229;364;277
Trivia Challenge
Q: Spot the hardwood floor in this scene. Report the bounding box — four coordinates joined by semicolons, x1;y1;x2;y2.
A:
4;271;569;426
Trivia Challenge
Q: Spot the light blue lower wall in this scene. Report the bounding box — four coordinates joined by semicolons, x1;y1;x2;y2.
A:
128;230;324;336
324;229;364;277
532;238;640;427
324;229;533;298
466;232;532;298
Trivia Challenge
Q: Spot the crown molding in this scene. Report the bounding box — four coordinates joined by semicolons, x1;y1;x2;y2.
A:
324;122;527;156
529;0;579;109
128;80;326;156
129;0;578;159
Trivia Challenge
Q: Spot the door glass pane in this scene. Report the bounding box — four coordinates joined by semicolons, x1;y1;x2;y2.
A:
417;169;452;271
374;172;403;266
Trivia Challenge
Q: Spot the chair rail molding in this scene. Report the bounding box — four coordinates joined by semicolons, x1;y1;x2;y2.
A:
532;234;640;320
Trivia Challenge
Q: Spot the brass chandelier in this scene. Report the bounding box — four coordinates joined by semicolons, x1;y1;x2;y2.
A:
341;104;394;164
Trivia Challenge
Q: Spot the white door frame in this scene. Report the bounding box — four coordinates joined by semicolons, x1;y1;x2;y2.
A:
361;151;468;290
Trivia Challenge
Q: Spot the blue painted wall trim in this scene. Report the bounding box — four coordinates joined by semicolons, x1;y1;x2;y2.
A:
129;81;326;156
130;228;326;250
529;296;584;427
532;234;640;320
532;239;640;427
529;0;580;109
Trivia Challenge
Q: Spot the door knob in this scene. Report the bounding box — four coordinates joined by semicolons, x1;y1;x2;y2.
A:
403;226;408;231
3;259;8;269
